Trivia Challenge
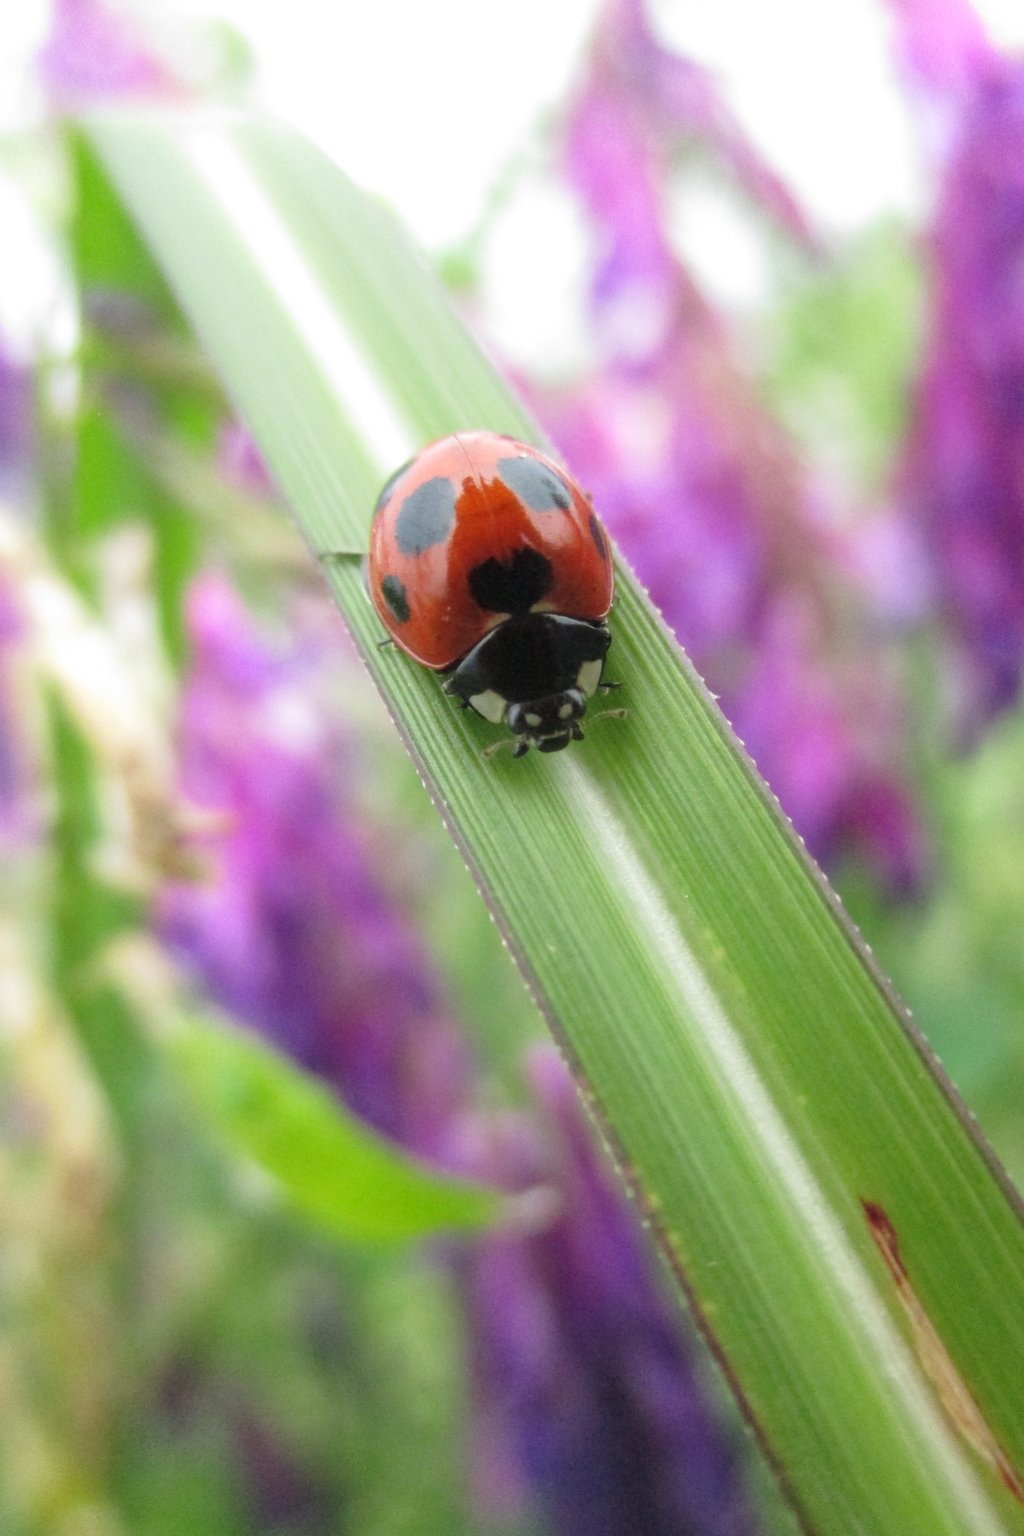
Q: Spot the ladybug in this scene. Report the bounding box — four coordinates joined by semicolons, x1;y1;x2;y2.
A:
368;431;617;757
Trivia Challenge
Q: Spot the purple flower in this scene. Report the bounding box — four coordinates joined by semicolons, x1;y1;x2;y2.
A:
464;1046;759;1536
569;0;814;298
217;420;277;499
38;0;179;109
886;0;993;108
523;365;769;669
521;0;923;887
726;592;926;894
0;343;34;502
562;0;813;372
886;0;1024;730
159;574;471;1165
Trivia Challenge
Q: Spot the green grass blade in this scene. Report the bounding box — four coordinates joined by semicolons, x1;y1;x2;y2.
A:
84;110;1024;1535
170;1014;497;1243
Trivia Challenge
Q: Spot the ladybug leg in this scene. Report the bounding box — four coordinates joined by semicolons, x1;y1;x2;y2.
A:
512;739;531;759
439;677;471;709
571;722;585;741
376;636;396;650
597;680;621;692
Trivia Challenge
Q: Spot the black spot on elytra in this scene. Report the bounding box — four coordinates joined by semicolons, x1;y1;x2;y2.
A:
394;476;457;555
497;455;572;512
381;575;410;623
588;512;608;560
469;547;553;614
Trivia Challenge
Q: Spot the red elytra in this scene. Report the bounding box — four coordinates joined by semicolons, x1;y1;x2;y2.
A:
368;431;613;670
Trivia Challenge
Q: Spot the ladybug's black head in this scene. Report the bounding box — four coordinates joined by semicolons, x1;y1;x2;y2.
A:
505;689;587;756
444;612;612;759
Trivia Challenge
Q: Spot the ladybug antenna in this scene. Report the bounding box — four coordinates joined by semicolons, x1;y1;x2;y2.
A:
591;707;628;725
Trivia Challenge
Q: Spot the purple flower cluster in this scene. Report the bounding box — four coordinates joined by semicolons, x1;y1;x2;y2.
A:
0;343;33;503
522;0;922;889
159;575;471;1164
465;1046;757;1536
887;0;1024;731
161;575;760;1534
216;420;277;499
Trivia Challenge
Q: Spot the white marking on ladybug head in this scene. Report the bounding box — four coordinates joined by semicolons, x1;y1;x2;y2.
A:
469;690;508;724
577;660;603;698
525;712;542;727
558;702;573;719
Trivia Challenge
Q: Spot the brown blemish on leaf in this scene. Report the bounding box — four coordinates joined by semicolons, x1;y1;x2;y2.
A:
863;1200;1024;1504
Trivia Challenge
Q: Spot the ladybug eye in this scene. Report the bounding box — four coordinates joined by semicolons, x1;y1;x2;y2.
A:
496;456;573;512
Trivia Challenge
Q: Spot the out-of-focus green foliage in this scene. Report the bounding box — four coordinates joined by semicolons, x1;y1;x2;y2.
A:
0;919;121;1536
54;134;210;664
844;705;1024;1190
760;215;1024;1201
763;218;923;490
169;1012;497;1242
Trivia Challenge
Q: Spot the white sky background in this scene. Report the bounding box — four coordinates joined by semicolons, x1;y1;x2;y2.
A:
1;0;1024;365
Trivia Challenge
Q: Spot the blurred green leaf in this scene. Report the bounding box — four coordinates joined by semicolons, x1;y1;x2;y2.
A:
843;704;1024;1182
170;1014;497;1243
86;111;1024;1535
70;127;182;320
764;217;923;490
56;134;219;664
48;694;151;1134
